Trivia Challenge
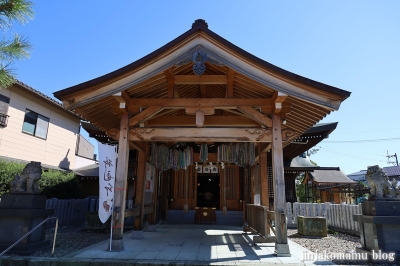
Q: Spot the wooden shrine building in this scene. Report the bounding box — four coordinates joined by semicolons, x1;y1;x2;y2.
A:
54;19;351;255
302;169;368;204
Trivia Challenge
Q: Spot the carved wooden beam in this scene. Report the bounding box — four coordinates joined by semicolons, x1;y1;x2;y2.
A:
129;98;272;108
281;127;298;144
146;115;260;127
106;128;119;141
174;75;227;84
129;127;272;142
109;126;296;143
237;106;272;128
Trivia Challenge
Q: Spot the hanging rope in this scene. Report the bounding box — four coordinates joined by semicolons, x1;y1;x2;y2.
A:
222;165;227;215
199;143;208;162
183;167;189;213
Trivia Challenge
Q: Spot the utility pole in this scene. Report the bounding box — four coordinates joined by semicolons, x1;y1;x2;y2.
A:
387;151;399;166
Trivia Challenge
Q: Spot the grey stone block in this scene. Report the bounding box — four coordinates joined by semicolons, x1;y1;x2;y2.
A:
297;216;327;237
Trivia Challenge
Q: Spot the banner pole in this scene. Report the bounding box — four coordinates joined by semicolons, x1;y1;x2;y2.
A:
109;210;113;251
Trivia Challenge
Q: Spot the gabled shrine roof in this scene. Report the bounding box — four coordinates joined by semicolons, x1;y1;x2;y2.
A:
52;19;351;146
306;169;356;184
54;19;350;104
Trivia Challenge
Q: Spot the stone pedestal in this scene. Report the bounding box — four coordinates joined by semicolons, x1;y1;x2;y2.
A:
353;199;400;263
0;193;54;255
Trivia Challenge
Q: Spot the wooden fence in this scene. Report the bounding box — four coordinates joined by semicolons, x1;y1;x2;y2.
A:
45;198;135;227
46;198;93;227
286;202;362;234
43;198;362;234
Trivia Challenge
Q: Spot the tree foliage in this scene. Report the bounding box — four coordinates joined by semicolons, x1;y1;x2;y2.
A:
39;169;81;199
295;174;307;202
0;0;33;88
0;159;81;199
0;159;24;194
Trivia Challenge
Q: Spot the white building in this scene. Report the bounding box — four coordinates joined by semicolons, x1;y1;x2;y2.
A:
0;80;95;170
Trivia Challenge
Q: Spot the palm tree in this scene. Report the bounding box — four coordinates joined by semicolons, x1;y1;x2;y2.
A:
0;0;33;88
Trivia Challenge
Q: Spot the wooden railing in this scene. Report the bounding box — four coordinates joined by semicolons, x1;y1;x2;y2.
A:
246;204;269;237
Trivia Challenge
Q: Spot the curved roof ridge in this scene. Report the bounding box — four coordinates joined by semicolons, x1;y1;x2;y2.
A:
54;20;351;101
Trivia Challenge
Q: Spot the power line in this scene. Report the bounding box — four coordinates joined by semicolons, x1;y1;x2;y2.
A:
320;147;387;163
324;137;400;143
334;127;400;135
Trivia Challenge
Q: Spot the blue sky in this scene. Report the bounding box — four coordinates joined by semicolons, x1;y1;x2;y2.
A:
8;1;400;174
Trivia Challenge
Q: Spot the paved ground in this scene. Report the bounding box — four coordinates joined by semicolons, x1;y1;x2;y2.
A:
1;224;336;265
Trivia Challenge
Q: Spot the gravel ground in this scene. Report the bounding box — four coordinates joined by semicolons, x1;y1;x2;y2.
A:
4;225;398;265
287;229;397;265
5;225;110;258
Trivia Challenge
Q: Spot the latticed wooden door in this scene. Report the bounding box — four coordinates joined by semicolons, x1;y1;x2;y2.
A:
171;165;196;210
221;165;240;211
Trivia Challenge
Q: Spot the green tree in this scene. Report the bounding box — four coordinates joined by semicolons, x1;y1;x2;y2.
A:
295;175;306;202
0;159;81;198
0;0;33;88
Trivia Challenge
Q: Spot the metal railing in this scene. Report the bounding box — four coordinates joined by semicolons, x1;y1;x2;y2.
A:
0;217;59;256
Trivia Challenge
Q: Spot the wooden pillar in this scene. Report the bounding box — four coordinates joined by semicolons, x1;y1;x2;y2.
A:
134;144;147;230
259;148;270;234
111;112;130;251
149;169;159;224
272;113;290;256
259;147;269;208
159;171;168;222
243;167;249;223
249;164;260;205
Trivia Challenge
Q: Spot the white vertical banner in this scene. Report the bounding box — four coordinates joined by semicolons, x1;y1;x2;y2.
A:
145;162;155;193
98;143;117;223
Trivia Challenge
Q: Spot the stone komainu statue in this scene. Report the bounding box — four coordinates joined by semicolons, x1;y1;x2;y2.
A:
10;161;42;193
365;165;399;199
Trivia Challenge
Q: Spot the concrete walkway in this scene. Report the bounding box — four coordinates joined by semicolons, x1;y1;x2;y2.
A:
1;224;335;265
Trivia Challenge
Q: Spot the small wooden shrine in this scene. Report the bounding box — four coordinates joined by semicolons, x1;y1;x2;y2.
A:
302;169;369;204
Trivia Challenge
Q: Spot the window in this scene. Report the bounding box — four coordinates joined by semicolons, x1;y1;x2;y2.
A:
0;94;10;127
22;109;49;139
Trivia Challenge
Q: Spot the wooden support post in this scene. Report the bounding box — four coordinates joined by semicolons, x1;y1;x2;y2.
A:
149;169;159;224
134;145;147;230
243;167;248;223
250;168;255;205
259;148;270;234
272;113;291;256
259;149;269;208
111;112;130;251
159;171;168;222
